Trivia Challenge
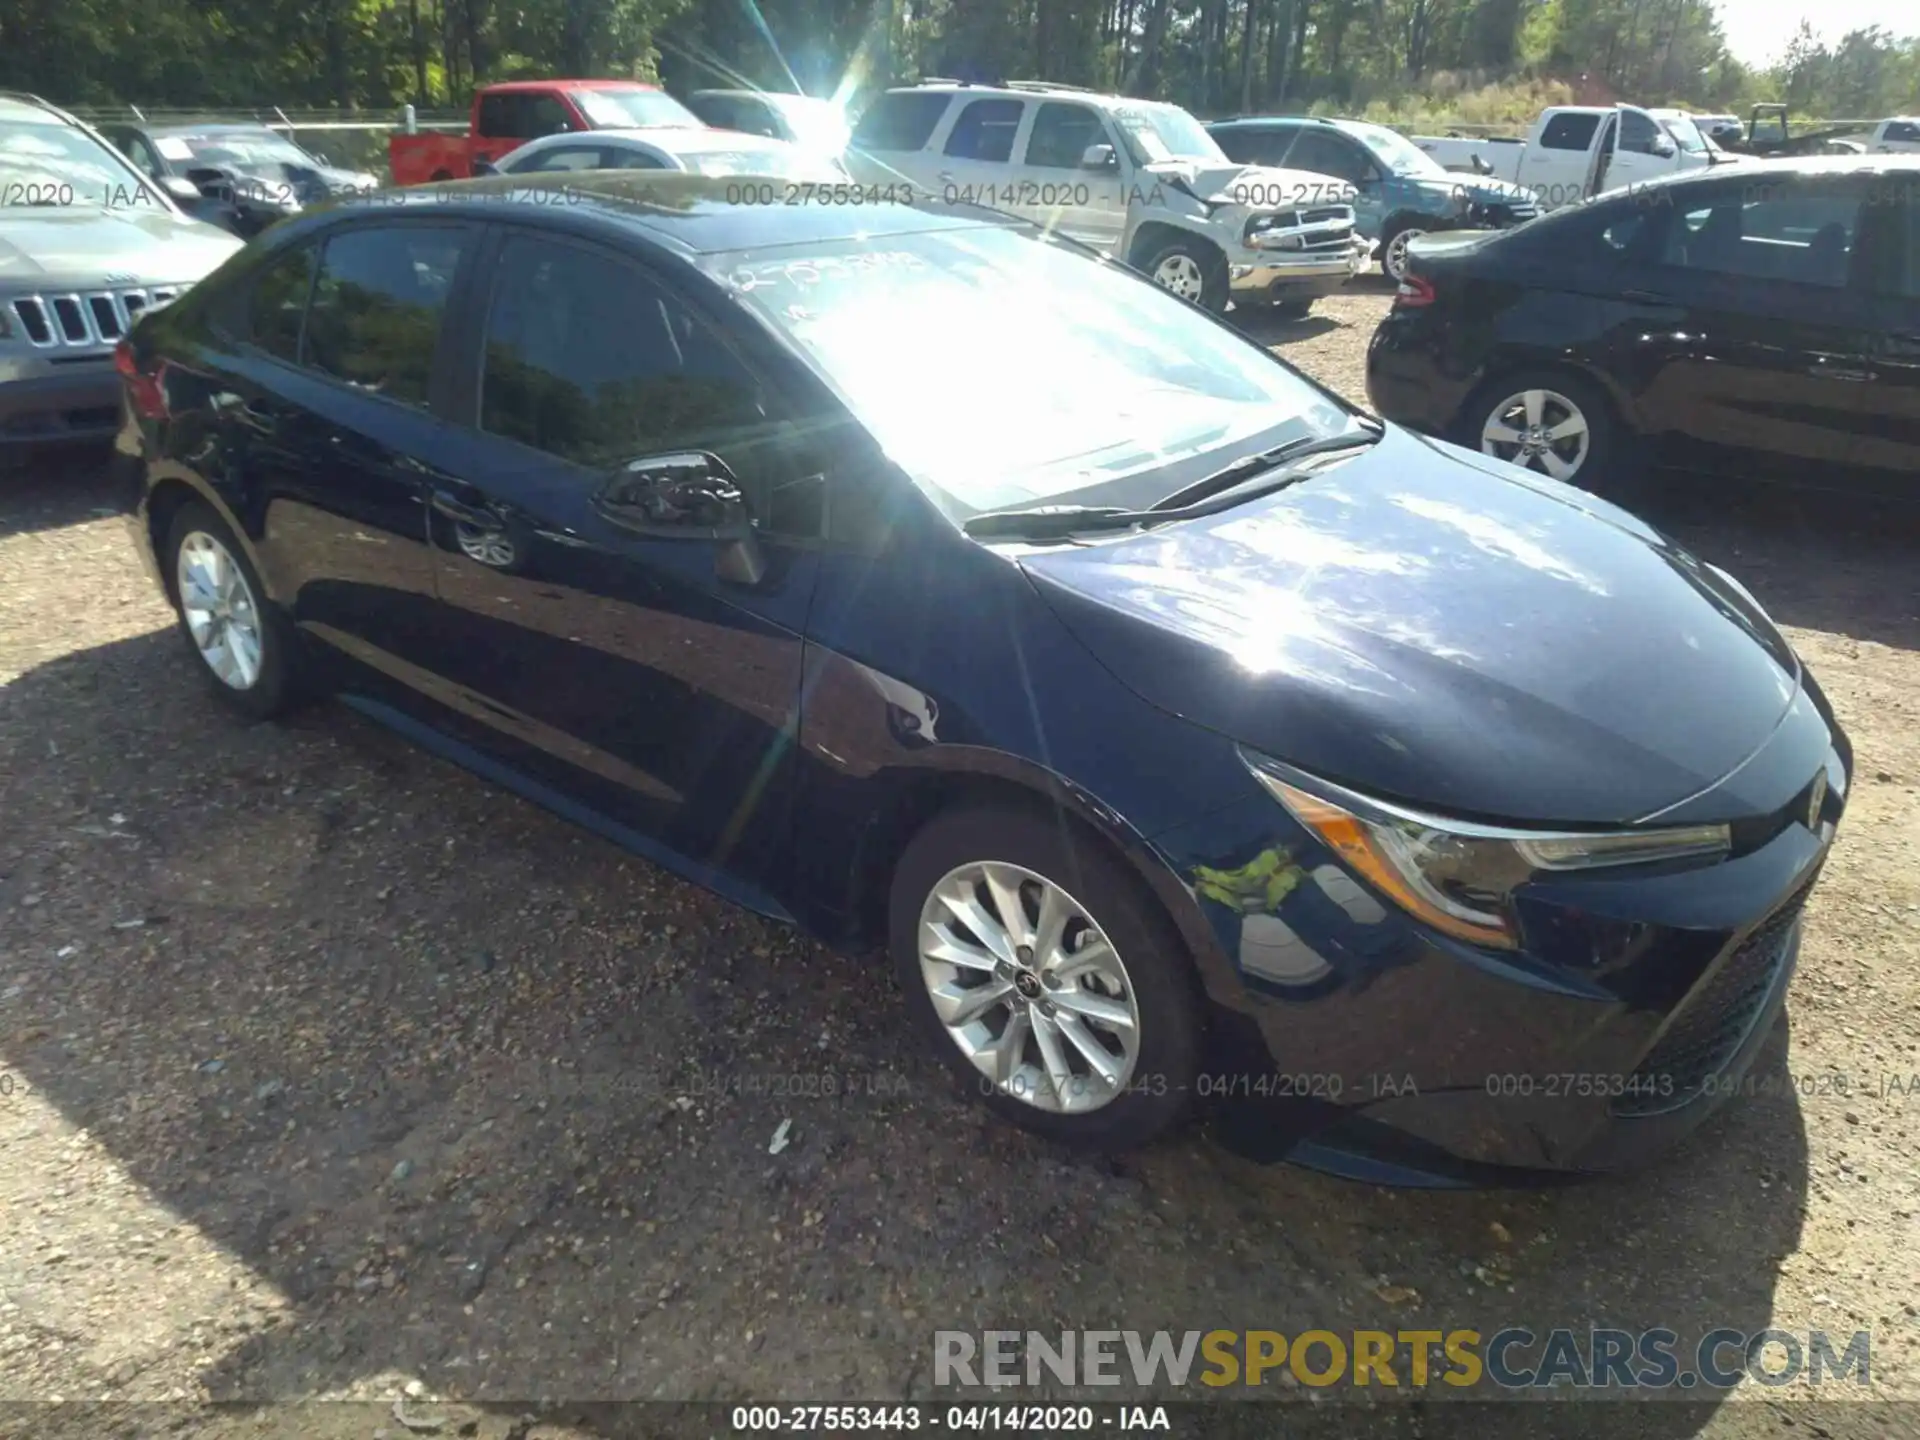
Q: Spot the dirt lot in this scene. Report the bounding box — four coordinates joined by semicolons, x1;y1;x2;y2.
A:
3;279;1919;1440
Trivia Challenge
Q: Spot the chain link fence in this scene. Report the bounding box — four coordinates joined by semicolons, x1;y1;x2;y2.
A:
62;106;470;179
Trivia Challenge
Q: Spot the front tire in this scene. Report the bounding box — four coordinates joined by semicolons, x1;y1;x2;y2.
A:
1142;238;1228;314
890;804;1202;1150
165;501;305;720
1380;218;1432;282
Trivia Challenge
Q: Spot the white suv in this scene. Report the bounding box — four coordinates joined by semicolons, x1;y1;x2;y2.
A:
845;80;1368;316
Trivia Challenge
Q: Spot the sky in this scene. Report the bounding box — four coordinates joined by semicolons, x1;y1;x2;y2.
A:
1715;0;1918;67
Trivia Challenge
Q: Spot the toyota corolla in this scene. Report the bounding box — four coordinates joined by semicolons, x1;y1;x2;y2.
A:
114;173;1848;1182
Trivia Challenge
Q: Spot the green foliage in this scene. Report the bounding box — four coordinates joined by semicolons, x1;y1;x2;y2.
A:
0;0;1913;126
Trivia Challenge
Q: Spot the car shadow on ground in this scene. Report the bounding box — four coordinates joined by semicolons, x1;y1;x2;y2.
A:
1630;477;1919;654
1;614;1814;1438
0;446;121;539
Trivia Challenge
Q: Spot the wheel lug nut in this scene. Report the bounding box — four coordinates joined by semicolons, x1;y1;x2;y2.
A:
1016;945;1033;965
1042;972;1060;989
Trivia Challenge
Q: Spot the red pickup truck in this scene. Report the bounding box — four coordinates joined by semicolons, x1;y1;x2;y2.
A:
388;79;705;185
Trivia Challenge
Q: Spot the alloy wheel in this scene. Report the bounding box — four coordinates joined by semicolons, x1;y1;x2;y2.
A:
176;530;264;690
1151;253;1207;302
455;523;517;569
1481;387;1592;481
917;860;1142;1114
1384;227;1428;281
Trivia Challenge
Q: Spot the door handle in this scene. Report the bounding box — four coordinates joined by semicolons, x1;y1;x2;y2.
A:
431;487;501;530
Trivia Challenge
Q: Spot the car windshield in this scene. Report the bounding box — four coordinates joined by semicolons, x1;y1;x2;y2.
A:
0;119;160;207
1109;104;1229;166
707;224;1349;518
765;96;852;152
1658;115;1708;154
165;130;319;167
1343;121;1450;177
574;89;701;129
679;146;845;180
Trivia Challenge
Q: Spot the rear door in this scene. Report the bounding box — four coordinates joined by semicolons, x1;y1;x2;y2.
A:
932;96;1028;208
1623;172;1877;484
1007;100;1125;252
215;221;478;707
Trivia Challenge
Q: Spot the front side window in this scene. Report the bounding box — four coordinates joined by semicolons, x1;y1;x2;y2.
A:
479;235;770;474
1284;130;1373;185
708;225;1349;518
245;243;318;362
515;144;606;173
1619;110;1663;155
1658;181;1862;288
302;225;470;407
1024;104;1106;169
944;99;1024;163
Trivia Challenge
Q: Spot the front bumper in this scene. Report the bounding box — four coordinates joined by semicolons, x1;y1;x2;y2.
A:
1148;727;1850;1183
0;365;122;445
1230;239;1371;302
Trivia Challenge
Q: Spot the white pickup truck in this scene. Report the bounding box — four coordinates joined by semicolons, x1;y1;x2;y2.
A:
1413;104;1729;212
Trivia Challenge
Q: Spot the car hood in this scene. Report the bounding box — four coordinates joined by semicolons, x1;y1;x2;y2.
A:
0;206;243;284
195;159;382;201
1407;172;1533;206
1143;159;1357;211
1018;426;1808;826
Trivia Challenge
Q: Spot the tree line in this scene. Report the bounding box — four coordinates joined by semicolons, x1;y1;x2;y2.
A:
2;0;1914;127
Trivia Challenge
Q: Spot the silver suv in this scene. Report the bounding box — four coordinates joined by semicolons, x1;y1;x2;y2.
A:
845;80;1368;315
1;93;242;455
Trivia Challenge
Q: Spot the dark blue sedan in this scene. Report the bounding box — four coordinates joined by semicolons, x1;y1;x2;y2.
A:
113;173;1850;1182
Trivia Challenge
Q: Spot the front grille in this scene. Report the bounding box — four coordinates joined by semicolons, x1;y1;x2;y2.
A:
8;286;181;349
1300;224;1356;252
1613;874;1818;1116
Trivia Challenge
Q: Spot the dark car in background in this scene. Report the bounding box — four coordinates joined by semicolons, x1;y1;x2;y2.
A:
99;121;381;237
115;173;1847;1182
682;90;851;159
1367;157;1920;498
1209;114;1540;280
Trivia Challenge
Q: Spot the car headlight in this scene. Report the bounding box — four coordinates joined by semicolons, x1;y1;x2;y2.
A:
1240;750;1731;950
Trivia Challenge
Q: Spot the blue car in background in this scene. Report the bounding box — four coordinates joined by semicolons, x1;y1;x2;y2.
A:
1209;114;1540;281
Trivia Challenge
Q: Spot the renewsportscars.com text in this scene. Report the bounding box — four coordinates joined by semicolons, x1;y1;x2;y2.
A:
934;1328;1871;1391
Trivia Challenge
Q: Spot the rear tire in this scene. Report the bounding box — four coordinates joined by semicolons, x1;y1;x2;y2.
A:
164;501;307;720
1459;370;1628;496
890;804;1202;1151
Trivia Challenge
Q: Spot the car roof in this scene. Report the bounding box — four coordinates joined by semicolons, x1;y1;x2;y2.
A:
140;122;284;136
484;79;664;93
0;96;72;125
573;126;802;154
301;171;1021;255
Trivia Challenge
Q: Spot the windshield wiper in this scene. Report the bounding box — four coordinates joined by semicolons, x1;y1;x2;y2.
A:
1149;423;1384;512
962;423;1387;542
961;505;1151;540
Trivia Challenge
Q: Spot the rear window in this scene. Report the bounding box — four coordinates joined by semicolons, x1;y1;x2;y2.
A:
851;92;950;153
1539;112;1601;151
943;99;1023;163
301;225;470;409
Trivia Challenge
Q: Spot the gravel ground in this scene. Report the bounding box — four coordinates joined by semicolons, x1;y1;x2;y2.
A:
3;278;1919;1440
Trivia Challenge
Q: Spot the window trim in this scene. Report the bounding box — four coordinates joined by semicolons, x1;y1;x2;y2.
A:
942;97;1028;164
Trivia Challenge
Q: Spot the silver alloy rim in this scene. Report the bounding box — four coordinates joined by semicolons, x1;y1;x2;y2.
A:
176;530;264;690
917;861;1142;1114
455;523;516;568
1481;388;1591;481
1384;227;1427;280
1152;252;1206;302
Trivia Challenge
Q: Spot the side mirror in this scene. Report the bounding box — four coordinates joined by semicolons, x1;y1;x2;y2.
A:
1472;154;1493;176
553;121;573;134
160;174;204;204
595;451;766;582
311;151;332;166
1081;143;1118;170
472;156;500;176
1652;136;1676;158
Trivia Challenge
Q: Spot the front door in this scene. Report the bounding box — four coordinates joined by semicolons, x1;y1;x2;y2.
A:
1626;174;1877;484
416;228;824;903
1009;100;1127;254
1845;184;1920;494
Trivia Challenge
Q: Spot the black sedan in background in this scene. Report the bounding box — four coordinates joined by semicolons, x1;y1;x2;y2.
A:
115;174;1848;1182
99;121;381;237
1366;157;1920;499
